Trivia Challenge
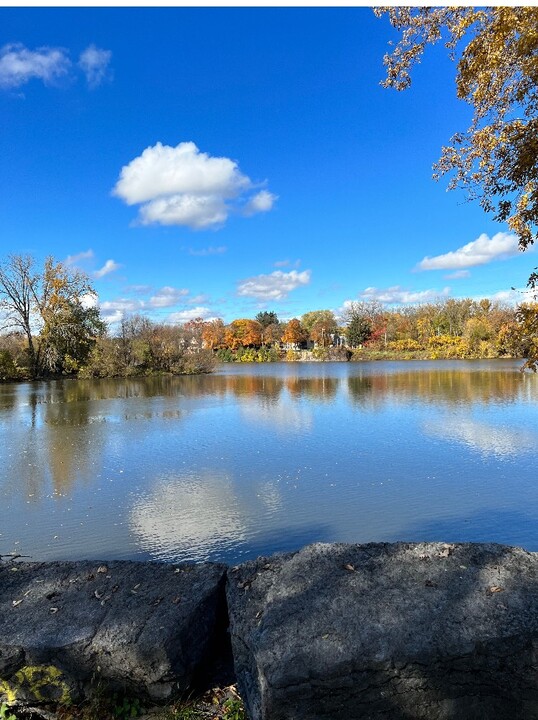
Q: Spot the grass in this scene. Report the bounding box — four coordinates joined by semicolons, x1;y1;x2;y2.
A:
1;685;246;720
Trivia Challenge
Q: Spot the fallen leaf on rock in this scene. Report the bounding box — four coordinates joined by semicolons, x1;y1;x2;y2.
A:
50;607;58;614
172;596;181;604
344;563;355;572
94;590;103;600
321;634;329;639
111;584;119;593
153;597;163;606
133;583;140;590
12;599;23;607
489;585;504;593
97;565;108;574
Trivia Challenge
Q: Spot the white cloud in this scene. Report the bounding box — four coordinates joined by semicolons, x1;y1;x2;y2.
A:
274;259;290;267
417;232;520;271
0;43;71;89
139;194;228;229
167;306;218;323
65;249;94;267
359;285;451;305
100;298;143;318
188;293;210;305
243;190;277;215
148;286;189;308
112;141;276;230
188;245;227;256
78;44;112;88
237;269;311;301
444;270;470;279
93;259;121;279
486;287;537;305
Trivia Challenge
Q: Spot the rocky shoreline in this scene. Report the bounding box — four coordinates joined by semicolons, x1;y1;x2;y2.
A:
1;542;537;719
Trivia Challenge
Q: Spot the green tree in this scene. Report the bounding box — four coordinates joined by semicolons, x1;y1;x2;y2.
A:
0;254;103;378
346;316;372;348
255;310;279;328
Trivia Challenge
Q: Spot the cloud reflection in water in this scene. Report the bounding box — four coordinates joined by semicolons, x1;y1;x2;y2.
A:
426;417;536;459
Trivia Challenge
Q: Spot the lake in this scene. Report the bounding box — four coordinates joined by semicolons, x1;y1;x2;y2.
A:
1;360;537;565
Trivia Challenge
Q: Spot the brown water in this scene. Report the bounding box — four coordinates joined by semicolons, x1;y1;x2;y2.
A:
1;360;537;564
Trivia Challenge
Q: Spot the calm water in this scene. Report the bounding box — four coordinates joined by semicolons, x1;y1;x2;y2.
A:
1;360;537;564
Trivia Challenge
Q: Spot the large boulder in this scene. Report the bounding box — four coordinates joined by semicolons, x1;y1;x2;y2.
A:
227;542;538;720
0;560;226;706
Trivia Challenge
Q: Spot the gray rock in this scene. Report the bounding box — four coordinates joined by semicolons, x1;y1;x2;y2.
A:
0;560;226;705
226;542;538;720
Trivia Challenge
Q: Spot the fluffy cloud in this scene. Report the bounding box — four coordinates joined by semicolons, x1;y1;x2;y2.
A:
487;287;537;305
243;190;278;215
167;307;218;323
0;43;70;89
78;44;112;88
417;232;520;271
237;269;311;301
359;285;451;304
94;259;121;279
148;286;189;308
112;141;276;230
99;298;143;325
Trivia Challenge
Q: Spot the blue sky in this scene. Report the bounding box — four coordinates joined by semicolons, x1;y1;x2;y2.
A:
1;7;534;326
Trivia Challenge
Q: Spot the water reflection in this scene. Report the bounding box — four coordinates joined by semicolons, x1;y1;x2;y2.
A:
129;470;285;562
425;417;536;459
130;471;249;561
346;365;535;407
1;361;538;562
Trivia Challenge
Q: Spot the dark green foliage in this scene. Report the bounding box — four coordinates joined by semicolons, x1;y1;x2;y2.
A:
346;316;372;348
255;310;279;328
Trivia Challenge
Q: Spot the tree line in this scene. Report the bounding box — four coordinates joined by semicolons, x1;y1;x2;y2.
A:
1;253;536;382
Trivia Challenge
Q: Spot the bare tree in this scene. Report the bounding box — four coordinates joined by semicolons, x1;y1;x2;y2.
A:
0;254;100;378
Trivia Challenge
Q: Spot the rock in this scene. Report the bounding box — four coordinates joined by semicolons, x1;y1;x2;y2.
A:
226;542;538;720
0;560;226;706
